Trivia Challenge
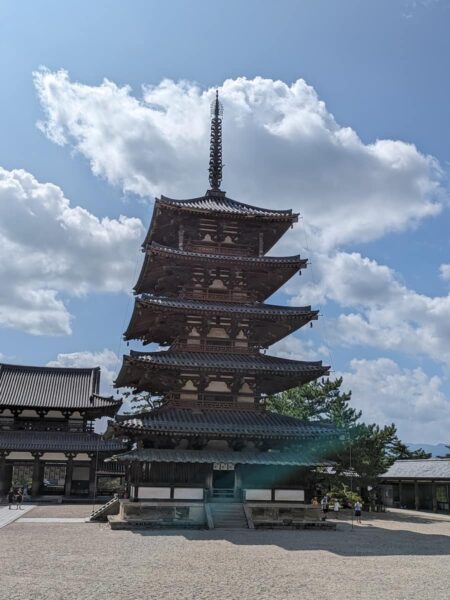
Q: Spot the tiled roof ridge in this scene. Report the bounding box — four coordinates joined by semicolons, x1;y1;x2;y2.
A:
158;194;297;219
138;294;315;315
148;242;302;264
128;348;324;367
90;393;121;405
0;362;99;374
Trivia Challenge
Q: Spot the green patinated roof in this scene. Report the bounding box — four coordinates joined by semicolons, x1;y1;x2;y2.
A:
116;408;338;439
0;430;125;453
109;447;325;466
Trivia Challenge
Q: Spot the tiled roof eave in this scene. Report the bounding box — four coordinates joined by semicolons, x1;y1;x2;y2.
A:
109;448;327;466
116;424;335;439
136;295;317;318
0;430;126;452
157;195;298;221
126;351;328;375
147;242;304;267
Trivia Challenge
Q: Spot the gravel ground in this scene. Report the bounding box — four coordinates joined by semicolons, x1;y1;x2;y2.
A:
24;504;102;518
1;509;450;600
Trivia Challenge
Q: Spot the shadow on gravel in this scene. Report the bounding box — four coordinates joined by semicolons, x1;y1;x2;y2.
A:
129;517;450;557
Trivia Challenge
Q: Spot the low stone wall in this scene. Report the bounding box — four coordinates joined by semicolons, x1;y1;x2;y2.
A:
247;503;321;528
109;500;207;529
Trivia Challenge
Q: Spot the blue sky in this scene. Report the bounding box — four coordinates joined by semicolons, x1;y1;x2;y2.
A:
0;0;450;443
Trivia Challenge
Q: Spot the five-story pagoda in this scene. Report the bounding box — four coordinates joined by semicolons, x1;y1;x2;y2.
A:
110;92;336;528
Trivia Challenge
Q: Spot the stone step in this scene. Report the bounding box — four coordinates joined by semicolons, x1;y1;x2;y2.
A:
210;502;248;528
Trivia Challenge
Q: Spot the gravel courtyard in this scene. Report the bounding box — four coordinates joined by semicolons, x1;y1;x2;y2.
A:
1;505;450;600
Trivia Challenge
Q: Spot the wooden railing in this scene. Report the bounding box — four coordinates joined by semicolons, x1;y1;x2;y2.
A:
164;393;258;411
186;289;250;303
171;340;257;354
186;242;251;256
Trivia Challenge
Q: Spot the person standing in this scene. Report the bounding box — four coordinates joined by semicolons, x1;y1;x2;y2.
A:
7;487;15;510
333;499;341;519
354;499;362;524
16;488;23;510
321;495;329;520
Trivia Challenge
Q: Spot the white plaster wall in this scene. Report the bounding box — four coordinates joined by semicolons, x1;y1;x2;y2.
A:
138;487;171;499
41;453;67;461
274;490;305;501
206;381;229;392
46;410;65;418
245;489;272;501
7;452;33;460
205;440;229;449
20;409;40;418
74;453;90;461
208;327;228;338
173;488;204;500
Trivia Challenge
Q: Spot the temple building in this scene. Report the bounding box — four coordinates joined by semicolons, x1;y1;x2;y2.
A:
0;363;125;499
108;92;338;528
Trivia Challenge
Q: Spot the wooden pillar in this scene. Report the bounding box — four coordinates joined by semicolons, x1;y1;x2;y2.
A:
64;454;75;497
414;481;420;511
432;482;438;513
398;481;403;508
31;452;43;497
0;452;8;498
88;455;97;498
234;465;241;499
258;232;264;257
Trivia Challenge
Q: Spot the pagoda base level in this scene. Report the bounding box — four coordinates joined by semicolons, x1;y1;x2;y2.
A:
108;499;208;529
107;499;335;530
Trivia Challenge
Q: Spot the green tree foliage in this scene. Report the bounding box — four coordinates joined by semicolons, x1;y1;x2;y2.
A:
267;377;361;427
122;390;161;414
390;440;432;460
267;377;428;488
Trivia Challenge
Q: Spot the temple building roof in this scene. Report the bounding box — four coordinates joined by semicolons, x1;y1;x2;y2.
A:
134;242;305;298
158;193;296;219
108;447;327;467
0;430;125;452
143;192;298;253
0;363;122;415
115;407;338;440
124;295;318;346
381;459;450;480
115;350;329;395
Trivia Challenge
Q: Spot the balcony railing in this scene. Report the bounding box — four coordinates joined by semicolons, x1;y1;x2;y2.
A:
186;289;250;303
186;242;251;256
0;420;94;433
172;340;257;354
164;393;261;411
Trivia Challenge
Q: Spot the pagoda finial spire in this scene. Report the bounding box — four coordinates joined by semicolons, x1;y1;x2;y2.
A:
208;89;223;192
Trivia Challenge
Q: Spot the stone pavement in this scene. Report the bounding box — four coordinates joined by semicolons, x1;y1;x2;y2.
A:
18;517;87;523
0;504;35;528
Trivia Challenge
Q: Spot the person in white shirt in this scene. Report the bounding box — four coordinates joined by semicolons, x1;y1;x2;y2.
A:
354;500;362;523
333;499;341;519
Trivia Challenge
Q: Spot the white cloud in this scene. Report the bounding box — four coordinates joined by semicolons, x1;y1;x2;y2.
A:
34;70;444;251
271;334;329;363
0;167;144;335
31;69;450;441
440;264;450;281
47;349;120;394
287;250;450;368
339;358;450;443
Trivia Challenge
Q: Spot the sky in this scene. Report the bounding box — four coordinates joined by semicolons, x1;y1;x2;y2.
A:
0;0;450;444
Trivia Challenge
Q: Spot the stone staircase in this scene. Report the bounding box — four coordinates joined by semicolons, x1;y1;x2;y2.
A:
210;502;248;528
89;495;120;522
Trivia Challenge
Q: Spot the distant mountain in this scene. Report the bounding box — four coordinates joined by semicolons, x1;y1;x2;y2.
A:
408;443;449;457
